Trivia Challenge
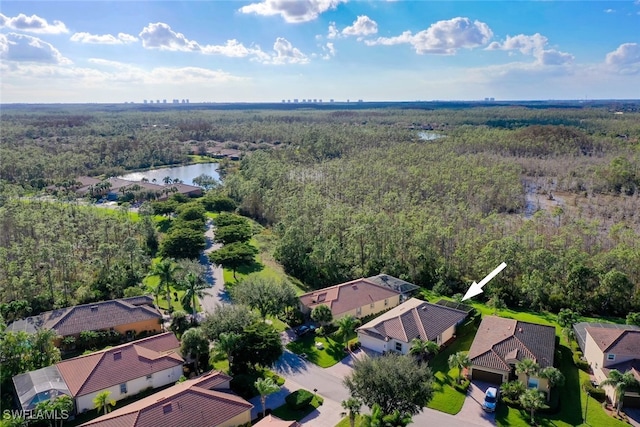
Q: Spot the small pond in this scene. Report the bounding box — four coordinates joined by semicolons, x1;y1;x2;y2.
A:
118;163;220;186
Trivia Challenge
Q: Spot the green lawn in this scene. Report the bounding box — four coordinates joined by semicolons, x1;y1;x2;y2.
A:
286;333;356;368
426;319;478;414
335;414;367;427
271;395;324;422
187;154;217;164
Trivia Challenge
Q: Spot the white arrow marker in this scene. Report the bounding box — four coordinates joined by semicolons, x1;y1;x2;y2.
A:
461;262;507;301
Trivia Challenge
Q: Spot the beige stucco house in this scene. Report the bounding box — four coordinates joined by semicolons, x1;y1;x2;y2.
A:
468;316;555;395
575;323;640;408
356;298;467;354
299;278;401;320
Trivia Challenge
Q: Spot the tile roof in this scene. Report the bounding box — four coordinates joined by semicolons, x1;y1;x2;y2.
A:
468;316;556;372
7;296;161;336
585;327;640;356
299;278;400;317
79;372;252;427
56;332;183;396
254;415;301;427
357;298;467;343
573;322;640;353
602;360;640;382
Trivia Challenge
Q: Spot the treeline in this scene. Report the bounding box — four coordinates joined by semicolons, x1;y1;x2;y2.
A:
223;111;640;317
0;200;154;313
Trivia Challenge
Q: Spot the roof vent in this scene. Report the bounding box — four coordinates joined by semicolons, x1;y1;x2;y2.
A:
421;306;427;311
113;351;122;361
162;403;172;414
90;305;98;311
352;285;358;290
518;328;523;333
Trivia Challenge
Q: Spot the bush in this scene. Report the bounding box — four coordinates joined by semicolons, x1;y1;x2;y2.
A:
573;352;590;372
285;389;315;410
264;370;286;386
582;379;607;402
349;341;361;351
500;380;526;401
230;374;259;399
454;379;471;393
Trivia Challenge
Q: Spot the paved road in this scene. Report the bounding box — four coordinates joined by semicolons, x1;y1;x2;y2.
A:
272;348;491;427
198;220;229;313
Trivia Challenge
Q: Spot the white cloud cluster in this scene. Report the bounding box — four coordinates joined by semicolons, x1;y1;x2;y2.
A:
271;37;309;64
0;13;68;34
239;0;346;23
342;15;378;37
486;33;574;66
71;32;138;44
0;33;71;64
138;22;306;65
605;43;640;74
365;17;492;54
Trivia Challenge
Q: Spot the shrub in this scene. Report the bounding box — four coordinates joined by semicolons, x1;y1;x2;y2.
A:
349;341;361;351
264;370;286;386
573;352;590;372
454;379;471;393
285;389;314;410
582;379;607;402
230;374;259;399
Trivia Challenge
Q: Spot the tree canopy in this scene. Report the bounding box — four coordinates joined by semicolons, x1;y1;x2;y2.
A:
230;275;298;320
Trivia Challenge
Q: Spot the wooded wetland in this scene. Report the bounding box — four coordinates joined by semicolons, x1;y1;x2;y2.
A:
1;102;639;318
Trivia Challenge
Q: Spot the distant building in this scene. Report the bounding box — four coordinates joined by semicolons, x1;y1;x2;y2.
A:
143;100;148;104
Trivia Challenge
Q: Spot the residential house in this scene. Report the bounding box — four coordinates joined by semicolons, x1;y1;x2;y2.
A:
13;332;184;414
7;296;162;347
468;316;555;393
254;415;301;427
78;371;253;427
356;298;467;354
299;278;401;320
158;182;203;199
574;322;640;408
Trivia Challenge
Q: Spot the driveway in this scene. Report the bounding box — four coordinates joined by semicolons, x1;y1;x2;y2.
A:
198;220;229;313
455;380;497;426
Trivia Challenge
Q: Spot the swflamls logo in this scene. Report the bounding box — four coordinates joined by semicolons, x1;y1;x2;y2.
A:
2;409;70;420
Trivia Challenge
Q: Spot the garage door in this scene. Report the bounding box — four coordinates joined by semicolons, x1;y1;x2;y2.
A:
471;369;503;384
624;393;640;408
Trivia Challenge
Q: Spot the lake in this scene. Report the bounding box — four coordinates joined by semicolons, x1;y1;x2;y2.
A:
118;163;220;186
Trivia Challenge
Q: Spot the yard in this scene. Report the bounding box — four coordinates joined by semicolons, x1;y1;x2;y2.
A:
286;332;356;368
271;394;324;422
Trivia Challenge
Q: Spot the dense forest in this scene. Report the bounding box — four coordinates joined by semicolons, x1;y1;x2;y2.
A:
1;103;639;318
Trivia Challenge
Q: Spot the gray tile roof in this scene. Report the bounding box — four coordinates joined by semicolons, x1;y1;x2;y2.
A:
573;322;640;353
468;316;556;372
357;298;467;343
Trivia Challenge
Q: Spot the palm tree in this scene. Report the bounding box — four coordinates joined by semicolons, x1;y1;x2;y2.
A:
601;369;639;416
254;377;280;417
382;410;413;427
341;397;362;427
336;315;360;346
163;176;172;184
539;366;565;397
148;258;181;312
181;327;209;375
448;351;470;384
519;389;546;424
213;332;241;373
93;390;115;415
179;272;207;317
516;358;540;388
409;338;439;364
362;403;384;427
311;304;333;326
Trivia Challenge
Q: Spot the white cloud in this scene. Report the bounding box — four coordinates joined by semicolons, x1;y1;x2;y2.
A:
365;17;492;54
0;13;68;34
239;0;346;23
138;22;268;60
322;42;336;59
605;43;640;74
270;37;309;64
71;32;138;44
327;22;339;39
487;33;573;66
0;33;71;64
604;9;615;13
342;15;378;37
139;22;200;51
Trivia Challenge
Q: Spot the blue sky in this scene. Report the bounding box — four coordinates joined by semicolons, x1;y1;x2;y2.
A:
1;1;639;103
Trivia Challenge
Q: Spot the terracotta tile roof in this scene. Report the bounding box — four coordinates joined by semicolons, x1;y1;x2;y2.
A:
79;372;252;427
254;415;301;427
586;327;640;355
56;332;182;397
299;278;400;317
7;297;161;336
357;298;467;343
468;316;555;372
